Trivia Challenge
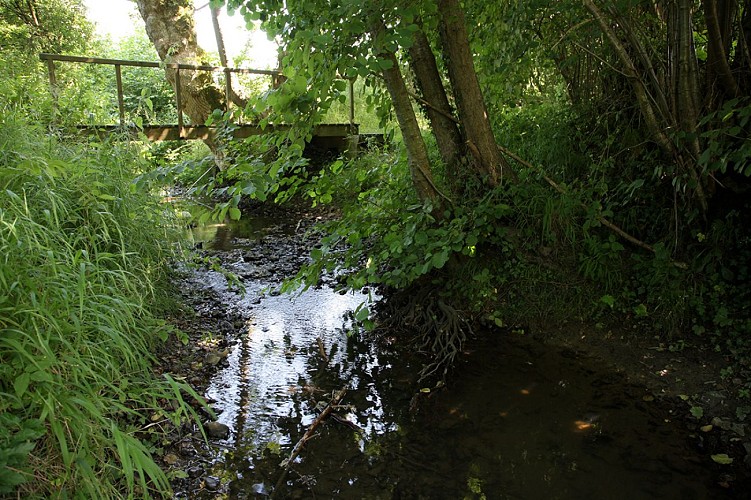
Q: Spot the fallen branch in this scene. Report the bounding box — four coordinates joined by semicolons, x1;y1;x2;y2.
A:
271;386;348;498
497;145;687;269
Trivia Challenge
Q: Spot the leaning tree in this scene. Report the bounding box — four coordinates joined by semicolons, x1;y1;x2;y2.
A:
221;0;515;202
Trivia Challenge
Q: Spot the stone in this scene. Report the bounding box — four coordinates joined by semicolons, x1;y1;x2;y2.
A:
204;421;230;439
204;476;220;490
205;352;222;366
188;465;204;478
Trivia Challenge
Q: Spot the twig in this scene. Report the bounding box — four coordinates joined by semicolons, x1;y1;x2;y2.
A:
497;145;687;268
271;386;348;498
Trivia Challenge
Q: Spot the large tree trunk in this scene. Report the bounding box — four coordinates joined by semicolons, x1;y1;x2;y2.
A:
136;0;224;127
372;21;442;206
437;0;515;186
408;28;463;179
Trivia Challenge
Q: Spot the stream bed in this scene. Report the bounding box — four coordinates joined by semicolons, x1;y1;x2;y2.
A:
183;210;724;499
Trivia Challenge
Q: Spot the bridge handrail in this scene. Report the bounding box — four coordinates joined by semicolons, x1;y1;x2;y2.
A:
39;53;281;76
39;53;356;137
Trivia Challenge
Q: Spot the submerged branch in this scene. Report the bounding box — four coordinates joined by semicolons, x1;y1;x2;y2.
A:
271;386;348;498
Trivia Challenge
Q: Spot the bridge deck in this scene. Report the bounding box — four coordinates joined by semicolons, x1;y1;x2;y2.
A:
77;123;358;142
40;53;360;148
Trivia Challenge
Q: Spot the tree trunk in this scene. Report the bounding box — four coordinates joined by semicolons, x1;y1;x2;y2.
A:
437;0;515;186
408;28;463;179
583;0;708;213
372;21;442;206
739;0;751;93
703;0;740;100
136;0;224;126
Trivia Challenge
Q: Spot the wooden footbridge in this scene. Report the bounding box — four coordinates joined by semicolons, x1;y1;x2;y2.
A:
39;53;360;152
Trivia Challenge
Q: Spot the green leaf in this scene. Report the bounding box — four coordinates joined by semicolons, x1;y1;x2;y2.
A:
29;370;52;383
229;207;242;221
354;305;370;322
377;58;394;70
690;406;704;418
710;454;733;464
600;295;615;308
431;251;450;269
633;304;648;317
14;373;30;398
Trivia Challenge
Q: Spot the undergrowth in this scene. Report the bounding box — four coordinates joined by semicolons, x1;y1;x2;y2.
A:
0;118;199;497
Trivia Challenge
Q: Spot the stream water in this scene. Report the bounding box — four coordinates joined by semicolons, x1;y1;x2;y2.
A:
188;213;722;499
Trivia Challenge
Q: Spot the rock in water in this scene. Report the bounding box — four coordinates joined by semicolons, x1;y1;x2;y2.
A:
204;476;220;490
204;421;230;439
252;483;269;496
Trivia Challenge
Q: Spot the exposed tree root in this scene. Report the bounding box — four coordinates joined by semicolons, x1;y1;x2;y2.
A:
377;282;473;381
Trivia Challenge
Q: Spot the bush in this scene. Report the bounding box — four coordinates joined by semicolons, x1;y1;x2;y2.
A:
0;118;193;497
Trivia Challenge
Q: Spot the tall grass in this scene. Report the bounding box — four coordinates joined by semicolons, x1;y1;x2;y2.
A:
0;118;192;497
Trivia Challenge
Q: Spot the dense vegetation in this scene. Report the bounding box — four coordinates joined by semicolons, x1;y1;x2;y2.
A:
1;1;202;497
1;0;750;496
200;0;751;382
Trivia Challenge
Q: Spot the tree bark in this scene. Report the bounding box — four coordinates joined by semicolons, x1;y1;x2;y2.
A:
583;0;708;213
136;0;224;126
437;0;515;186
408;28;463;178
703;0;740;99
372;21;442;206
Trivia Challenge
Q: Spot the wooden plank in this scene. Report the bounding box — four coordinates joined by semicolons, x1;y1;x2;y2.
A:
46;59;58;119
73;124;360;142
39;52;279;76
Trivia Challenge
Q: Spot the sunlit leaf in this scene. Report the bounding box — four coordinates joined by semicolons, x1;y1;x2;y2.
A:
710;454;733;465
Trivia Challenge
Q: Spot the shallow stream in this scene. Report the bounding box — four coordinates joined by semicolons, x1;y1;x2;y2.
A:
188;213;721;499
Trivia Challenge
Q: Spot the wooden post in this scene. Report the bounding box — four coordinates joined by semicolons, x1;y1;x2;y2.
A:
346;78;358;157
225;68;232;112
348;78;355;130
115;64;125;126
46;59;58;121
174;68;184;138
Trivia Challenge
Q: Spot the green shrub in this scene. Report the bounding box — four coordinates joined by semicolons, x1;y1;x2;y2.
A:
0;118;193;497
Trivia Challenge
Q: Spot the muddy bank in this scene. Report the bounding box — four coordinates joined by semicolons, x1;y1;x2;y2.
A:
156;201;750;498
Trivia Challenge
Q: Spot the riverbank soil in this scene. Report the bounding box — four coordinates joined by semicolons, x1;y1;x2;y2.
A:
154;200;750;498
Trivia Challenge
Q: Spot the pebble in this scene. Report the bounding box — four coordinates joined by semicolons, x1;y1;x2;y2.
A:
204;476;220;490
252;483;269;495
204;421;230;439
206;352;222;366
188;465;204;478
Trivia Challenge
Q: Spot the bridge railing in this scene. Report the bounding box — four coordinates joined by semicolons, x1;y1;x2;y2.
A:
38;53;357;139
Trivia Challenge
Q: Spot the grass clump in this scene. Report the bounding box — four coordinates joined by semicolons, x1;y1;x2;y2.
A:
0;118;192;497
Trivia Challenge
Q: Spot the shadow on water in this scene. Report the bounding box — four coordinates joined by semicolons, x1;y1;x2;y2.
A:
190;213;721;499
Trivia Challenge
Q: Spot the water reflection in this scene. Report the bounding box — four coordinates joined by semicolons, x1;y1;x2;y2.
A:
192;214;720;499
